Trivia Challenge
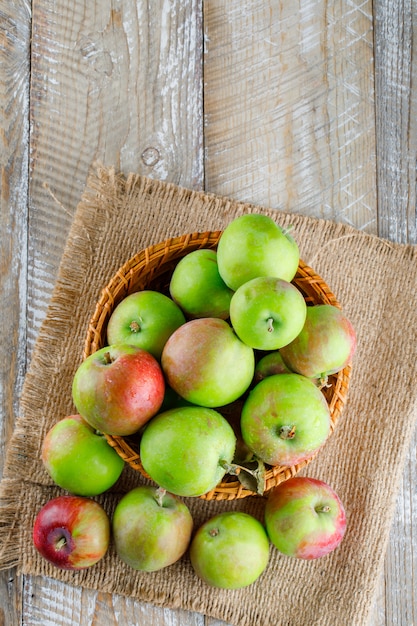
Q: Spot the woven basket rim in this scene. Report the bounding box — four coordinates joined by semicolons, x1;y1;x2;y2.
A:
83;231;352;501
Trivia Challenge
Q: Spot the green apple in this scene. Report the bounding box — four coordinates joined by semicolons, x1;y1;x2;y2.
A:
106;290;186;360
229;276;307;350
140;406;236;497
280;304;357;382
161;317;255;408
264;477;347;559
217;213;300;291
189;511;270;588
254;351;293;384
112;486;193;571
240;373;331;466
169;249;234;319
42;415;124;496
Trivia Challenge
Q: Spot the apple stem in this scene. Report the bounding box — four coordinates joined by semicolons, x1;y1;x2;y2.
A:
56;537;67;550
154;486;167;507
266;317;274;333
318;374;330;389
103;351;113;365
315;504;331;514
279;425;296;439
130;320;141;333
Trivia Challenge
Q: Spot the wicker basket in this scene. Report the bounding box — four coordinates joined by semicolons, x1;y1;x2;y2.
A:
83;231;352;501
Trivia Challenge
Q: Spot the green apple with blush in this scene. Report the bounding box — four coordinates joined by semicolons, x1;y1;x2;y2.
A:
229;276;307;350
42;414;125;496
217;213;300;291
106;290;186;360
264;476;347;559
240;373;331;467
112;485;193;571
254;351;293;384
161;317;254;408
169;249;234;319
280;304;357;383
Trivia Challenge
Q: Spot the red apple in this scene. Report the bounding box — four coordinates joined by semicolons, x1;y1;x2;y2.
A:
161;317;254;408
33;495;110;569
264;477;346;559
72;344;165;436
280;304;357;382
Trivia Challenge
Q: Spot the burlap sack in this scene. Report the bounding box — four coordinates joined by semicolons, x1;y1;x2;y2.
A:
1;165;416;626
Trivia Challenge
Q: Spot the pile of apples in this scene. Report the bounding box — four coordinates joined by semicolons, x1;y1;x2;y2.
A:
33;213;356;589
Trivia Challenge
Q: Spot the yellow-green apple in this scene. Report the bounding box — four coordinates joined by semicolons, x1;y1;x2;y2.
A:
32;495;110;570
112;485;193;571
253;351;293;384
240;373;331;466
229;277;307;350
264;476;346;559
161;318;254;407
189;511;270;588
169;249;234;319
41;415;124;496
72;344;165;436
280;304;357;382
106;290;186;360
140;406;236;497
217;213;299;291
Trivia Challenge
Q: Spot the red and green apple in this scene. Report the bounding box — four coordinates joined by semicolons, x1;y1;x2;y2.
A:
264;476;347;559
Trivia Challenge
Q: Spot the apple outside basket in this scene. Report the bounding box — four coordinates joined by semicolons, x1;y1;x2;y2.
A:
83;231;352;502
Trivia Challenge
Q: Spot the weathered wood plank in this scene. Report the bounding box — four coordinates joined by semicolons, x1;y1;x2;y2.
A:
23;0;205;624
0;1;31;624
203;0;377;232
372;1;417;624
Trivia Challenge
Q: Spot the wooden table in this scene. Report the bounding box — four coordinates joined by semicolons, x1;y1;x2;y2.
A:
1;1;415;624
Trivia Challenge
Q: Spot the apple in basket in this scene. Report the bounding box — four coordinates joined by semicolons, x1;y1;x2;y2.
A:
280;304;357;383
169;248;234;319
216;213;300;291
106;290;186;360
112;485;193;571
253;350;293;383
140;405;236;497
189;511;270;588
33;495;110;569
264;477;347;559
240;373;331;467
72;344;165;436
229;276;307;350
161;317;255;408
41;415;125;496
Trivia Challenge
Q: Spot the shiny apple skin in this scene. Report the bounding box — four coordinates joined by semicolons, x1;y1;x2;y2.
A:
280;304;357;379
217;213;300;291
240;373;331;466
72;344;165;436
161;317;254;408
32;495;110;569
112;486;193;571
41;415;124;496
265;477;347;559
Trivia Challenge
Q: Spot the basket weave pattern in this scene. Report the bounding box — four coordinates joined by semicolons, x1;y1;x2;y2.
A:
83;231;351;501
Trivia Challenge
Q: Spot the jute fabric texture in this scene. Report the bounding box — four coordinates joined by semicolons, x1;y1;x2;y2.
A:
1;166;416;626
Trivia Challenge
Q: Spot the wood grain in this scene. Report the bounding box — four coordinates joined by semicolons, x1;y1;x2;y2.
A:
0;0;416;624
203;0;377;232
0;1;31;624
